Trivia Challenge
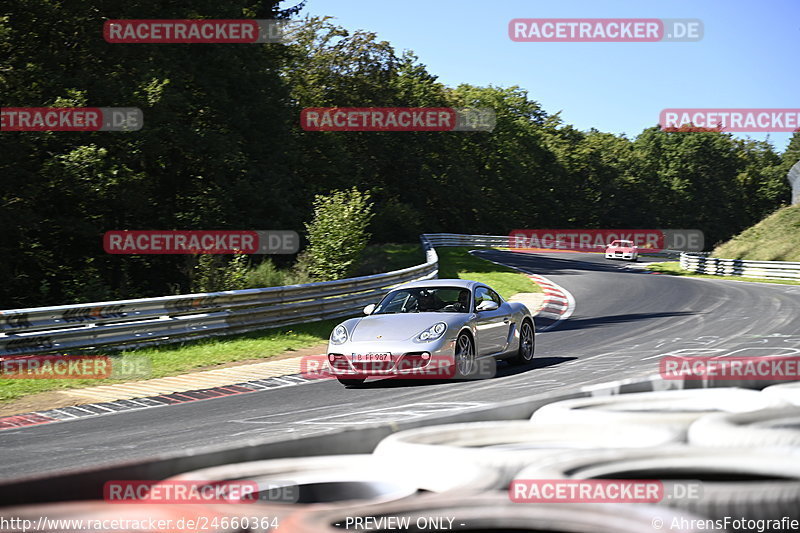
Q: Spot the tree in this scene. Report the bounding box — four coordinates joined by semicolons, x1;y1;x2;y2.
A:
303;188;374;281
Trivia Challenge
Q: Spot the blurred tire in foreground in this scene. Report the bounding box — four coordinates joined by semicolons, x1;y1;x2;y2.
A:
373;421;681;486
514;446;800;524
165;454;499;509
688;406;800;448
529;389;787;437
762;383;800;406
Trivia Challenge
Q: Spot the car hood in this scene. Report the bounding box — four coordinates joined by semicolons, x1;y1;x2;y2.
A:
350;313;465;342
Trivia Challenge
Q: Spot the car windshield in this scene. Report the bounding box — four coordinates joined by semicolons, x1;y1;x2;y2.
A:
611;241;633;247
373;287;471;314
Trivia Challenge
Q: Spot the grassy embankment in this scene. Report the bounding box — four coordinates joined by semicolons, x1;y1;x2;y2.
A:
646;204;800;285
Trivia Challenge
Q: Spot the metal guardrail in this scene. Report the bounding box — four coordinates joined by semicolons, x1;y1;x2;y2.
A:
5;233;763;356
680;253;800;281
0;234;509;356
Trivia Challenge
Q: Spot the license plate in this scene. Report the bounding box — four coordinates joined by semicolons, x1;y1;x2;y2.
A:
352;353;391;361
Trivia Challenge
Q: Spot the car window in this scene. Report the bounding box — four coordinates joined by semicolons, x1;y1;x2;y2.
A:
374;287;471;314
474;286;501;307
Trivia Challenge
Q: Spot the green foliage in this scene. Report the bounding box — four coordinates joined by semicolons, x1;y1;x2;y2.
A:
783;131;800;169
191;253;250;293
712;204;800;262
303;188;374;281
354;243;425;276
244;258;311;288
0;6;794;307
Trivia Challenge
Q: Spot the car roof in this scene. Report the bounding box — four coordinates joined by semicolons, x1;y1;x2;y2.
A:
395;278;481;290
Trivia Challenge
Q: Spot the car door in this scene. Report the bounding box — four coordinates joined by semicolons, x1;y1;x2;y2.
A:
473;286;511;355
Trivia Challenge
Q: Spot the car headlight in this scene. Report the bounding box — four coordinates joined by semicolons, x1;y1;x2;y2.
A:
330;324;348;345
415;322;447;343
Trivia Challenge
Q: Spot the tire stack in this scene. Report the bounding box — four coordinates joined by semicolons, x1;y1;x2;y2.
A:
6;386;800;532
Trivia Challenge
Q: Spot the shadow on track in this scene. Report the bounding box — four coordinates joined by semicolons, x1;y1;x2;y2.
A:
550;311;697;332
348;356;577;389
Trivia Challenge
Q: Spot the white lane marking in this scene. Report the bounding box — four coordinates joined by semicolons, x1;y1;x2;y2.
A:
233;404;347;424
298;402;487;426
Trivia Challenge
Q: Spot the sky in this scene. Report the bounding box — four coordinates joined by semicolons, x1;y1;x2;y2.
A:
302;0;799;152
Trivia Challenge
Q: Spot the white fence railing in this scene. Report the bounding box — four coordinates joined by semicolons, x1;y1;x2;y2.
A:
680;253;800;281
0;234;509;356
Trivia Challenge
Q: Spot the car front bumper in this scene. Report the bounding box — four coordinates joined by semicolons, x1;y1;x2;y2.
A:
606;251;637;259
326;336;457;376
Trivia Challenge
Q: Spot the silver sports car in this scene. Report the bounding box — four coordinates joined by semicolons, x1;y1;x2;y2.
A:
326;279;536;386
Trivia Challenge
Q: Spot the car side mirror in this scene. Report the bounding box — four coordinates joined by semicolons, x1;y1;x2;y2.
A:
363;303;376;315
476;300;499;312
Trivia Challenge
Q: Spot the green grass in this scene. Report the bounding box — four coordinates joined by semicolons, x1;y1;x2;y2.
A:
0;320;339;403
436;247;542;299
0;246;538;404
712;204;800;262
354;243;426;275
646;261;800;286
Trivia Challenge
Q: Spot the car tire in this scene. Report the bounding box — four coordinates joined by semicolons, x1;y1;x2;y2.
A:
514;447;800;523
453;332;476;379
336;377;366;387
165;454;499;501
509;319;535;365
373;420;681;487
688;406;800;448
530;388;787;438
281;493;712;533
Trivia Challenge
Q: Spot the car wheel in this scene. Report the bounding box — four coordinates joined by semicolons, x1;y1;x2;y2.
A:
453;333;476;378
336;377;366;387
509;319;535;365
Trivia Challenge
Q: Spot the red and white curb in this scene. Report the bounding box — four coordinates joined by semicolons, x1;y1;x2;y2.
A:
467;250;575;332
0;376;309;432
526;273;576;331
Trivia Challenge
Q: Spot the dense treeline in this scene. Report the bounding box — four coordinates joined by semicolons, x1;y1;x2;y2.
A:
1;1;797;307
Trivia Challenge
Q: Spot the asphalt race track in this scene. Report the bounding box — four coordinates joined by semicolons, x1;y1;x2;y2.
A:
2;250;800;479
